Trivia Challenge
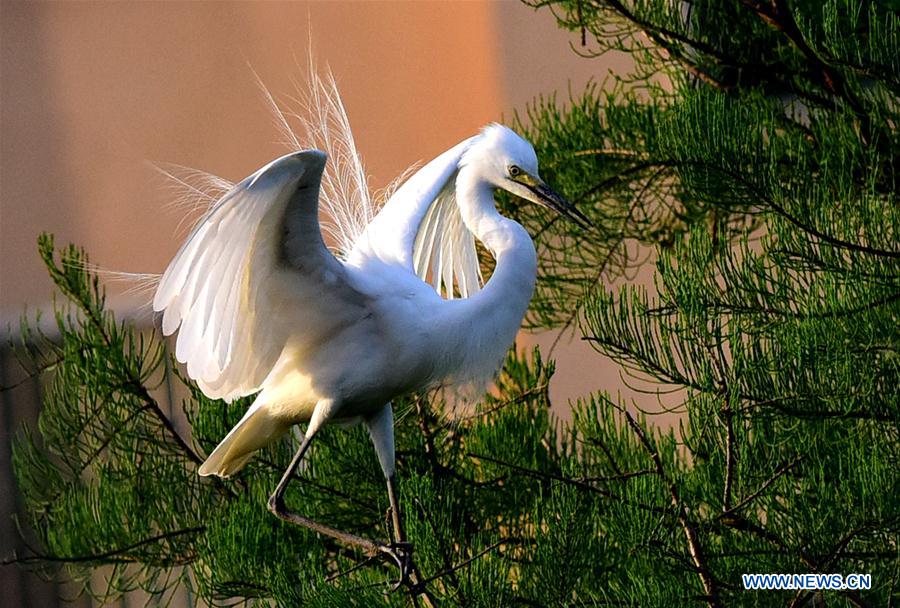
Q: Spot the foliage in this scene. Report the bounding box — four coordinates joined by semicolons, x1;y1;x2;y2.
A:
509;0;899;606
5;1;900;606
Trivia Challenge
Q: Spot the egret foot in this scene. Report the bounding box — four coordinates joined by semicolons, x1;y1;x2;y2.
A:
378;541;413;589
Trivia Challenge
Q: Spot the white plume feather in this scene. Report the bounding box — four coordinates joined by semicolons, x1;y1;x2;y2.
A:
150;162;235;236
252;58;377;259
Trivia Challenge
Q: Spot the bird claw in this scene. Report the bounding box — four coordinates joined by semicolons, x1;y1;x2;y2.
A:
377;541;413;590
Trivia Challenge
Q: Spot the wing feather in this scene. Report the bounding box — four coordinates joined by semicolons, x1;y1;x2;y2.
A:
254;61;373;259
154;149;366;402
409;175;483;299
349;137;484;299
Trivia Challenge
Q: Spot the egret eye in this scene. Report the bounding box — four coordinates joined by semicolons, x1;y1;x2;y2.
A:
509;165;522;178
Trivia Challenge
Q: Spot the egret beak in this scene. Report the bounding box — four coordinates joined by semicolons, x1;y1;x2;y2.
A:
513;172;593;229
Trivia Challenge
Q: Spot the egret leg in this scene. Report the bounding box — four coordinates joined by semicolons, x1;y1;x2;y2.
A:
386;474;405;545
267;433;382;555
266;400;410;578
366;404;418;587
367;404;405;544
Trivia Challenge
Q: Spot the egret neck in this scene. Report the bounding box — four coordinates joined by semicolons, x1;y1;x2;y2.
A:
438;173;537;384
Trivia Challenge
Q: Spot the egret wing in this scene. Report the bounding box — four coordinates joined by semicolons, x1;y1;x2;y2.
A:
153;150;366;402
348;137;483;298
411;181;482;298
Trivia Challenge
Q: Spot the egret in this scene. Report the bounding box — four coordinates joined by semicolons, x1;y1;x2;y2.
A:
152;74;590;582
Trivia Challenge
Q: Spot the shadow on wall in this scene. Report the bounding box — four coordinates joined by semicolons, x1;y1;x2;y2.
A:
0;347;93;607
0;340;198;608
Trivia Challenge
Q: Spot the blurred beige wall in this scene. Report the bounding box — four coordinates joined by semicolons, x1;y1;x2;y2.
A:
1;1;624;404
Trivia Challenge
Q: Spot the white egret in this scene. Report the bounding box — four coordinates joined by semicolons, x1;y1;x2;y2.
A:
152;74;590;581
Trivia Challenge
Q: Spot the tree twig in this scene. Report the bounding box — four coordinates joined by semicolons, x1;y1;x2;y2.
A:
417;538;521;588
722;455;804;516
467;452;670;516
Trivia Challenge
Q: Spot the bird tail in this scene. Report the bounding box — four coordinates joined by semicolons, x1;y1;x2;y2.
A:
198;401;289;478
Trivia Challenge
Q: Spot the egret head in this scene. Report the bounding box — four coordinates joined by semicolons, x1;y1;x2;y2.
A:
464;124;592;229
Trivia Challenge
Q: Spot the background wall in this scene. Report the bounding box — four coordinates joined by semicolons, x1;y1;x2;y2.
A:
0;2;626;605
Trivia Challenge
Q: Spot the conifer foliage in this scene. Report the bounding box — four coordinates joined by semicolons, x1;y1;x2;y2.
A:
6;1;900;606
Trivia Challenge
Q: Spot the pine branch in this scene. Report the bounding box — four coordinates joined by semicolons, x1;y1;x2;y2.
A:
38;235;205;467
738;0;869;119
467;452;669;516
3;527;204;567
620;408;721;608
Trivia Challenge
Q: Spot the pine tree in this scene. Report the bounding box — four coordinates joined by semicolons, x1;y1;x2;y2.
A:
5;1;899;606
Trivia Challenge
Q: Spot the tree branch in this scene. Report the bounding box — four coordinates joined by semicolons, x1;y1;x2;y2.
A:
468;452;670;516
2;526;205;567
620;409;721;608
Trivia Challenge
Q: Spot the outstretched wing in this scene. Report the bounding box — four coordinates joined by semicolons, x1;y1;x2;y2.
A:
348;136;483;299
153;150;366;402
